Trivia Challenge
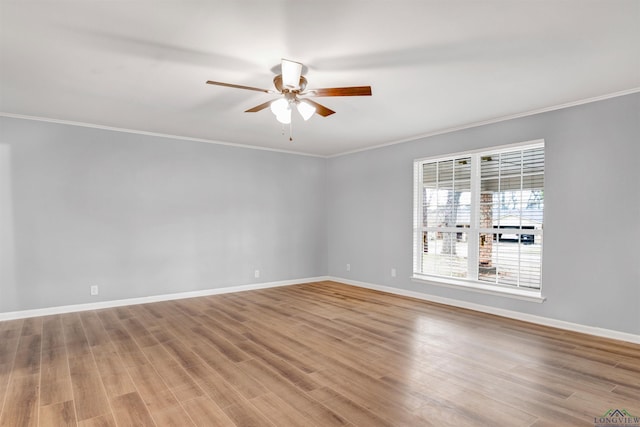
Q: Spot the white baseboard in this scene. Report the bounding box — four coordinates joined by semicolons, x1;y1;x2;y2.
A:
329;276;640;345
0;276;330;321
3;275;638;345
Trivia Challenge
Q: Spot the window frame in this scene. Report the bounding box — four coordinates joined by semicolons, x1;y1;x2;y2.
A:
412;140;545;302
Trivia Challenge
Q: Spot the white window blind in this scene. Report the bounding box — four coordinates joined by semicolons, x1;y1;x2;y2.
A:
414;141;544;294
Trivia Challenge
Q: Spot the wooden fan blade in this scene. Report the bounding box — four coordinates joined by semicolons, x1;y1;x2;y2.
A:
303;99;335;117
307;86;372;97
245;100;273;113
206;80;272;93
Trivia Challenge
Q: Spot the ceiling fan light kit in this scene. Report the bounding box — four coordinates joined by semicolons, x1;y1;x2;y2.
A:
297;100;316;121
270;98;292;124
270;97;316;123
206;58;372;139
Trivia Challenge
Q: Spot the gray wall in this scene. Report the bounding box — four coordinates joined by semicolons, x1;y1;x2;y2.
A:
0;118;327;312
2;93;638;337
327;93;640;335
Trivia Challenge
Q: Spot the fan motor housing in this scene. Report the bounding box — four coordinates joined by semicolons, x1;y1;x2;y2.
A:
274;75;307;93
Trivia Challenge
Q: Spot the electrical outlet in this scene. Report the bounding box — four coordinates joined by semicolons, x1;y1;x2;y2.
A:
346;263;351;272
391;268;397;277
254;269;260;279
90;285;99;296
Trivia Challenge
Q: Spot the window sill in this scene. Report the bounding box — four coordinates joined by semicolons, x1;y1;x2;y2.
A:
411;275;546;303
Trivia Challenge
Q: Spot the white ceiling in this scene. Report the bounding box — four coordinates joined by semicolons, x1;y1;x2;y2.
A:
1;1;639;156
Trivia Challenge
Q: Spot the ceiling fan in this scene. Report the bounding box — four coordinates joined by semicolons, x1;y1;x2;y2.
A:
206;59;372;125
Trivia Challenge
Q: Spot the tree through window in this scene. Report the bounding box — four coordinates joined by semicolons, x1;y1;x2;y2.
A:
413;142;544;293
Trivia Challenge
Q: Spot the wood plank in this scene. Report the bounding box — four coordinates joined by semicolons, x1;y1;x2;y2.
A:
191;326;249;363
68;354;111;421
205;299;249;323
447;388;539;426
318;388;395;427
222;402;276;427
0;335;19;367
185;363;246;409
39;345;72;406
110;392;155;426
192;344;268;400
201;309;251;340
41;316;65;350
12;334;42;378
125;361;179;412
251;392;324;427
160;339;202;369
152;404;196;426
121;318;158;348
61;313;91;357
240;359;350;426
0;319;24;341
236;339;319;392
77;414;117;427
181;396;236;427
79;312;110;348
242;331;317;374
311;368;427;426
20;317;43;337
39;379;73;408
39;401;76;427
140;345;203;401
0;332;21;415
0;374;39;427
91;344;135;398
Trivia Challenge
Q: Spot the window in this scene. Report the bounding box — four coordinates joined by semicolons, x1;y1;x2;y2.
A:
413;141;544;298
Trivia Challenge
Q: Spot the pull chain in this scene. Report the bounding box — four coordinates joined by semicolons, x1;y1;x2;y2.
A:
280;121;294;142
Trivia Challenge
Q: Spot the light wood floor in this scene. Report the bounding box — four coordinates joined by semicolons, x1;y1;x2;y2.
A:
0;281;638;426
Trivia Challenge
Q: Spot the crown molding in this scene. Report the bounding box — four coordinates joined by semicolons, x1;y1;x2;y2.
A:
0;112;324;158
329;87;640;157
2;87;638;158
